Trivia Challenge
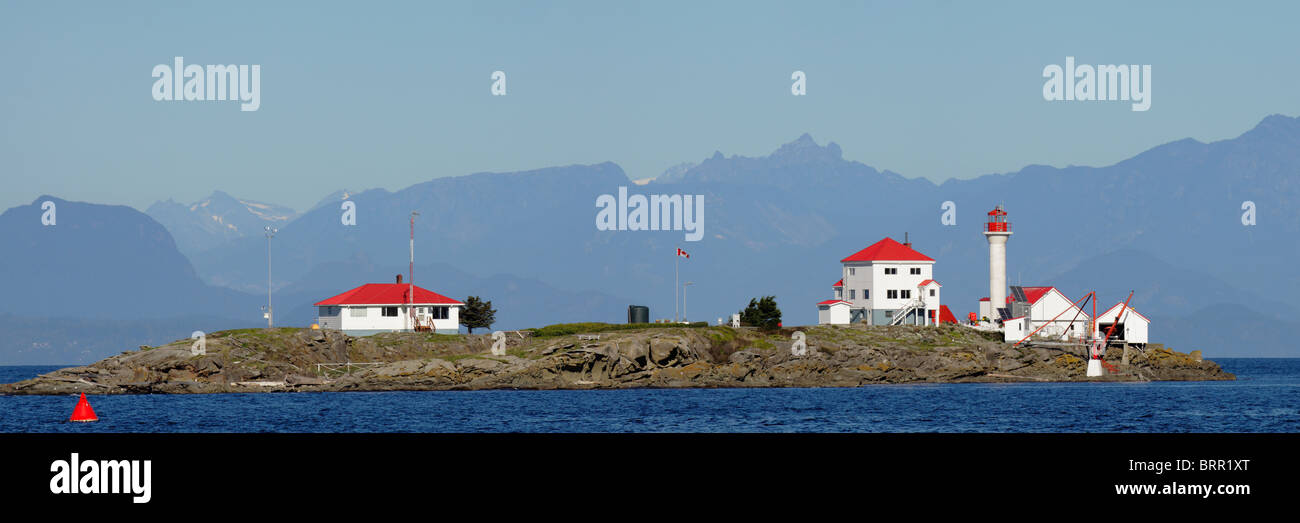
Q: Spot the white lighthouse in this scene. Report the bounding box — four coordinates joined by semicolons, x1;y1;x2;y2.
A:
983;205;1012;320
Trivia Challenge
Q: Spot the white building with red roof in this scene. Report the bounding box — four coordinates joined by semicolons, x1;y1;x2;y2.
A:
314;275;464;335
1092;302;1149;346
820;237;955;326
994;286;1091;343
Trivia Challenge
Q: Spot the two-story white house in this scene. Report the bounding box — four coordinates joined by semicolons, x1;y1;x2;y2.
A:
314;276;464;335
819;237;945;326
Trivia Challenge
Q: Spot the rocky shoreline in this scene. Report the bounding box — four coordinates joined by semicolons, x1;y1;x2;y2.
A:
0;324;1234;395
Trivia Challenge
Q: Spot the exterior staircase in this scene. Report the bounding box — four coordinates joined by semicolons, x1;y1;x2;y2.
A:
889;297;926;326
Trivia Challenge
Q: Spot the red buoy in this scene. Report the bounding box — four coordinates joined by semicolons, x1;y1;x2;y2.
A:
69;392;98;423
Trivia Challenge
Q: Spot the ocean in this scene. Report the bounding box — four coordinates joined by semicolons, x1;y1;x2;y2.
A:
1;358;1296;433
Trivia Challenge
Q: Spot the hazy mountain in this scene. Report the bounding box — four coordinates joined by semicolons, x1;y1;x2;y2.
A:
307;189;362;212
652;162;697;184
0;313;259;365
1152;306;1299;358
146;190;297;258
189;163;635;294
1043;249;1292;318
0;196;261;321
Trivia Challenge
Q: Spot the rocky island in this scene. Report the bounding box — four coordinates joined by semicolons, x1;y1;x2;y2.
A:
0;323;1233;395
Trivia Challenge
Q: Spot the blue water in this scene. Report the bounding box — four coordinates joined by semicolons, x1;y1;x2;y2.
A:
2;359;1297;432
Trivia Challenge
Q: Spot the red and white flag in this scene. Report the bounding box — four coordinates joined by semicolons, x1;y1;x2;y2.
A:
676;248;690;259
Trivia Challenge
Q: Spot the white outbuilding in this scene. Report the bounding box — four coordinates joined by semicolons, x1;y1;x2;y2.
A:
1093;302;1150;346
994;286;1090;343
816;299;853;325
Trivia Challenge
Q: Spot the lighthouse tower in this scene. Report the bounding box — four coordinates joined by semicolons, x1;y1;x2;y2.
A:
983;205;1012;320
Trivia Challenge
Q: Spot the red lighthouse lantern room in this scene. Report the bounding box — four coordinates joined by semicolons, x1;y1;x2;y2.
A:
985;205;1009;232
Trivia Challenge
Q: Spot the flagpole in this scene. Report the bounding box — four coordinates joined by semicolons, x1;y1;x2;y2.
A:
675;246;679;323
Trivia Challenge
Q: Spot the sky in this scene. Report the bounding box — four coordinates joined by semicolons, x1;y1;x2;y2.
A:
2;0;1298;213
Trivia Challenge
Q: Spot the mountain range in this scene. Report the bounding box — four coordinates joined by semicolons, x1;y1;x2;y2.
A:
4;114;1299;363
145;190;298;259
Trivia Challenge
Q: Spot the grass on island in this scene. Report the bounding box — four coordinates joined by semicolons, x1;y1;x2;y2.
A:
209;327;302;340
525;321;710;338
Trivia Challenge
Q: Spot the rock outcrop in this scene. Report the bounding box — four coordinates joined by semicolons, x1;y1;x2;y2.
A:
0;324;1234;395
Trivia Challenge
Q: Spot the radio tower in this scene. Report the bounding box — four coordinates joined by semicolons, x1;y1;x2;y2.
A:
409;211;418;332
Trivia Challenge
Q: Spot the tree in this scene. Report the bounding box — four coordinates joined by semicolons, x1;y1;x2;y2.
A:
739;296;782;330
460;296;497;333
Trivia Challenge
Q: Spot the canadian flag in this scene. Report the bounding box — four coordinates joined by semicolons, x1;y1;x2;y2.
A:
676;248;690;259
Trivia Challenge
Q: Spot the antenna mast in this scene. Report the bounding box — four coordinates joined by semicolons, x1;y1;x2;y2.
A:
409;211;419;332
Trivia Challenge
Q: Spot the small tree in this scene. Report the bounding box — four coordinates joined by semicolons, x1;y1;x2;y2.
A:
460;296;497;333
739;296;782;330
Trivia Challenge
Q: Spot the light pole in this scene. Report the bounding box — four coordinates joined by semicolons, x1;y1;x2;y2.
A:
682;281;694;323
264;226;277;328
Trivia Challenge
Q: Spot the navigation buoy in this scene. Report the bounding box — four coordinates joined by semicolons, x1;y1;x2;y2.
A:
69;392;98;422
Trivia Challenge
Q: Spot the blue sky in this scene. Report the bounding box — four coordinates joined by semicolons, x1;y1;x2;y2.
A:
2;0;1297;212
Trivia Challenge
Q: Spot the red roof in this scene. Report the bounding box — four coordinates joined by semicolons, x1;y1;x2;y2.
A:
1098;303;1151;323
1021;287;1053;304
833;279;843;287
918;279;940;287
841;238;934;263
817;299;852;306
314;283;464;306
979;286;1053;305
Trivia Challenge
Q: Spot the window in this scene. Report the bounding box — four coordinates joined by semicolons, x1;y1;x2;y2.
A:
350;307;368;317
863;289;869;300
901;290;911;299
835;289;842;299
382;306;399;317
849;268;855;275
929;289;935;297
885;310;893;317
910;268;921;275
887;290;898;299
849;289;856;300
884;268;897;275
431;306;449;320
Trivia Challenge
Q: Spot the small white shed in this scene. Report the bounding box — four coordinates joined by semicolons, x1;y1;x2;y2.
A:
1003;316;1028;343
817;300;852;325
